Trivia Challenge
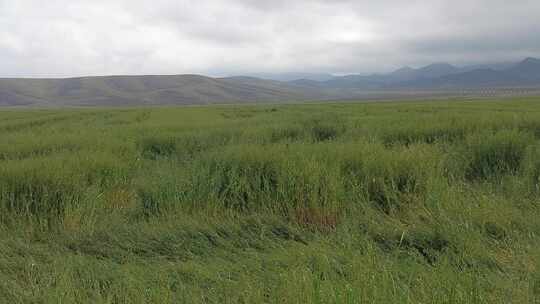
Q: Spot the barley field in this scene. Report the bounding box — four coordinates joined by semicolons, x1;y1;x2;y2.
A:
1;97;540;303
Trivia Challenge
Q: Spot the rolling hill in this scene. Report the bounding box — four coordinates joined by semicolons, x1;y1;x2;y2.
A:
0;75;331;106
1;57;540;106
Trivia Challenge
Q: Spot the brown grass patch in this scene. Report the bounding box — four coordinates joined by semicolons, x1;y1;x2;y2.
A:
104;187;137;211
294;207;339;232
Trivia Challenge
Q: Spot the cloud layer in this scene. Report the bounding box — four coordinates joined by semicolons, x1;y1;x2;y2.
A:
1;0;539;77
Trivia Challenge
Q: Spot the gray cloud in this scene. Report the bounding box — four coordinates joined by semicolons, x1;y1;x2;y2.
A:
0;0;539;77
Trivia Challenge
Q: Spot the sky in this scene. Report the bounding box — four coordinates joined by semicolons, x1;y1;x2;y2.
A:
1;0;539;78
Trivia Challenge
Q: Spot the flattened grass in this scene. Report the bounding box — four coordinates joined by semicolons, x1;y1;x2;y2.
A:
1;98;540;303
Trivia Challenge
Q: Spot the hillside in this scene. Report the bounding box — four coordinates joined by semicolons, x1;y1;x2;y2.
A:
1;58;540;107
0;75;329;106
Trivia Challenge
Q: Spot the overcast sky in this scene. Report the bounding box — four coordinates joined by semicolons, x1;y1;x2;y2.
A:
1;0;539;78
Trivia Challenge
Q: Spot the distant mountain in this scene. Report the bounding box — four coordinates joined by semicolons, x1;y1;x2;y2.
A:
414;63;461;79
508;57;540;81
405;57;540;88
388;63;462;82
0;75;332;106
462;62;517;72
389;66;416;81
293;62;463;89
291;58;540;89
239;72;335;82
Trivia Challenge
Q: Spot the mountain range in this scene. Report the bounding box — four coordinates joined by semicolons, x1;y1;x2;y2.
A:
289;58;540;89
1;58;539;106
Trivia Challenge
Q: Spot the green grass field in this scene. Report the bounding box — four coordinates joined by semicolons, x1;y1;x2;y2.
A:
1;98;540;303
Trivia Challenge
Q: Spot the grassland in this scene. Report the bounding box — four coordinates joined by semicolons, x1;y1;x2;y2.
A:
1;97;540;303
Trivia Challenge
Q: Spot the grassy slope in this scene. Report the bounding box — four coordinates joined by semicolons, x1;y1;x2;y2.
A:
0;76;325;106
1;97;540;303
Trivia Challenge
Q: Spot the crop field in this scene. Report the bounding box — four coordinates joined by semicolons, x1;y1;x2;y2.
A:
1;97;540;303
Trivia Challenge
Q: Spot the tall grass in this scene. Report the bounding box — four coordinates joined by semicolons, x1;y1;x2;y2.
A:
1;98;540;303
461;130;532;180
